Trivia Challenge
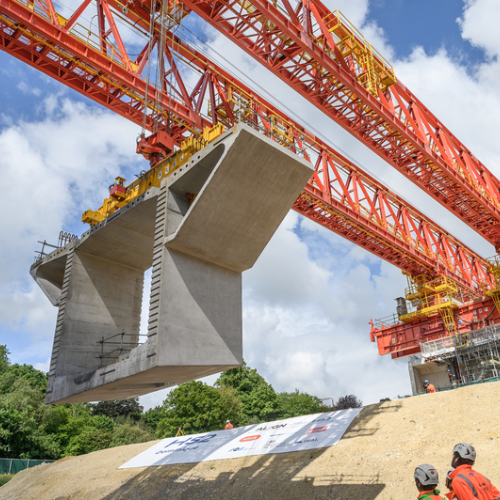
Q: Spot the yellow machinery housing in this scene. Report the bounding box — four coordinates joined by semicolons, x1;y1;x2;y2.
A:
82;124;224;226
397;274;460;335
484;255;500;314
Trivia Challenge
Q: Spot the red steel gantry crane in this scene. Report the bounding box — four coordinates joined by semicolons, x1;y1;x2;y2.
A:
2;0;500;359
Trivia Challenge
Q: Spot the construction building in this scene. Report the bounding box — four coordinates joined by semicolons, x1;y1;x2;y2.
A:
409;326;500;395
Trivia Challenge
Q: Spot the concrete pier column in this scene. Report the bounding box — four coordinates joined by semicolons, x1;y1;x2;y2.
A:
53;251;144;376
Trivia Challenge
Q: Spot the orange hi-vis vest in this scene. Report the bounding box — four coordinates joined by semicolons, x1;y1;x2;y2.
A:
450;464;500;500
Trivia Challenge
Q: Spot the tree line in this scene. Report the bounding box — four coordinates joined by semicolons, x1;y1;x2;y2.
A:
0;345;362;460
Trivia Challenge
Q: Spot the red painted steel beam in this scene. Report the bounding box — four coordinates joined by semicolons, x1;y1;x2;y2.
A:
0;0;209;142
179;0;500;248
370;297;500;358
0;0;493;296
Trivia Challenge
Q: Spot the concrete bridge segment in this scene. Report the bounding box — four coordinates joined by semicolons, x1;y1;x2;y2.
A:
31;123;313;404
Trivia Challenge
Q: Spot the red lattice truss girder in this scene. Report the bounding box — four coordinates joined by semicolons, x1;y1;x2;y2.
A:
0;0;494;297
179;0;500;248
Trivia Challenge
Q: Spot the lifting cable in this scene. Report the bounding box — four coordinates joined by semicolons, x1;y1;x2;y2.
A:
141;0;157;136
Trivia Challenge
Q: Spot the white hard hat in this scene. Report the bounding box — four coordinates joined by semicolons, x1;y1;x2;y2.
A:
414;464;439;486
453;443;476;462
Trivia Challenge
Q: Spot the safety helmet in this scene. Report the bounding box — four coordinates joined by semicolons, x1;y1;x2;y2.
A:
424;380;429;384
226;420;230;423
414;464;439;486
453;443;476;462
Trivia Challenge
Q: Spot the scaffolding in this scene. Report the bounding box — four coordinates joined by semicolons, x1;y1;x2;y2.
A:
455;326;500;384
420;325;500;385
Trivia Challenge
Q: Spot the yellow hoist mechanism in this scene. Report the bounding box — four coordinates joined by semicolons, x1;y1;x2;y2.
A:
82;124;224;226
484;255;500;313
323;10;397;98
395;273;459;335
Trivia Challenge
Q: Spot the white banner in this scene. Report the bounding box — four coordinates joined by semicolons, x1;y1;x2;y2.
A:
120;409;361;468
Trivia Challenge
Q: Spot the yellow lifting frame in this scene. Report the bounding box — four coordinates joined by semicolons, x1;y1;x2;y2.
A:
397;273;459;335
324;10;397;97
82;124;224;227
484;255;500;316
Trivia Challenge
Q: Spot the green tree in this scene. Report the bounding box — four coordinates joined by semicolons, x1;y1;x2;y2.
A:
275;390;323;419
91;398;143;421
65;414;116;455
156;381;243;438
8;364;48;393
142;406;164;434
335;394;363;410
0;345;9;374
66;427;113;455
110;424;153;447
0;398;61;459
0;359;65;459
215;361;277;424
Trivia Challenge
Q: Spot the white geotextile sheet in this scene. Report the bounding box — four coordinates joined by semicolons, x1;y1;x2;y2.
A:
120;409;362;468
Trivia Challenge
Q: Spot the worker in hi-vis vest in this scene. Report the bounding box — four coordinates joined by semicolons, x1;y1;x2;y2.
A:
444;468;458;499
423;380;436;393
224;420;233;430
414;464;445;500
449;443;500;500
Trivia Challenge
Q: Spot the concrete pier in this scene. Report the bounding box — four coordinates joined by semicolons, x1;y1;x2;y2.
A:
31;123;313;404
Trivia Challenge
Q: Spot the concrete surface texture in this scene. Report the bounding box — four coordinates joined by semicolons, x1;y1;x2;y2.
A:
31;123;313;404
3;380;500;500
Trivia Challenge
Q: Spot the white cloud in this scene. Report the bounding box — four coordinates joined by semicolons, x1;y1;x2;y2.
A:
0;96;143;365
459;0;500;59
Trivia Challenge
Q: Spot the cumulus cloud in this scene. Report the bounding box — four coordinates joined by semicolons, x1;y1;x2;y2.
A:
0;97;142;365
459;0;500;59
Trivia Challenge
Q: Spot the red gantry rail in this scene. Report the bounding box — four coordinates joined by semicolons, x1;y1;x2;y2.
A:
180;0;500;248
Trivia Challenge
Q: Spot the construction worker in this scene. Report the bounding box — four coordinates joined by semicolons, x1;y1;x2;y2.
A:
414;464;445;499
445;469;457;500
224;420;233;430
423;380;436;393
449;443;500;499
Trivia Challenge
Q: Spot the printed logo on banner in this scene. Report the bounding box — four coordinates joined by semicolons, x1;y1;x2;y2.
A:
256;424;287;431
264;440;287;449
294;438;318;444
229;447;245;452
307;426;328;434
239;435;261;442
155;434;218;454
311;416;334;423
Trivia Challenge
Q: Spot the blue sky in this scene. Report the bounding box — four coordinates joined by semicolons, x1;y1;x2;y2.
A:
368;0;485;64
1;0;499;409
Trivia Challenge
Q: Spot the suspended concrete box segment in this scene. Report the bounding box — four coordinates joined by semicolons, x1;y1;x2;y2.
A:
31;123;313;404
